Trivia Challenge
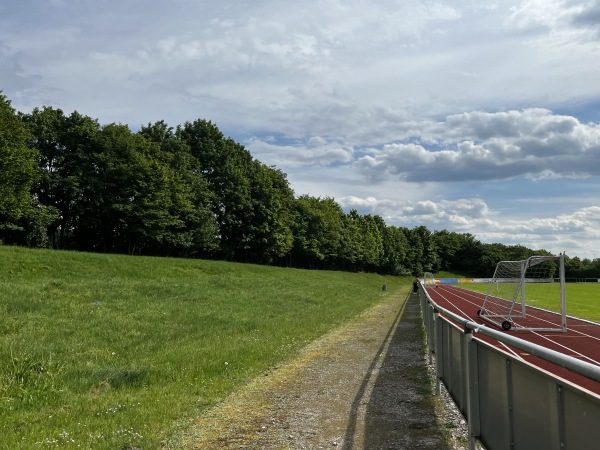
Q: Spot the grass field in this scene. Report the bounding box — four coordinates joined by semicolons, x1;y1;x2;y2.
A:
447;279;600;322
0;246;408;449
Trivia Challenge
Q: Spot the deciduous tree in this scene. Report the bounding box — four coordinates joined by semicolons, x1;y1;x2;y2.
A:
0;93;55;245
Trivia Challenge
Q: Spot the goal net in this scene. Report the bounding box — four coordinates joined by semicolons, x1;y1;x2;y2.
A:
423;272;436;286
478;254;567;331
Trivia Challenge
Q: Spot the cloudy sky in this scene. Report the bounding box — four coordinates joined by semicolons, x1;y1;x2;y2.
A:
2;0;599;259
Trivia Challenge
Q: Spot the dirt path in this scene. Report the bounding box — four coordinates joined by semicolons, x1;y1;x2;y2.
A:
168;290;466;449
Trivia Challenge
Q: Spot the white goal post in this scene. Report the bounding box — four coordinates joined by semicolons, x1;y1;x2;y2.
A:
478;254;567;332
423;272;436;286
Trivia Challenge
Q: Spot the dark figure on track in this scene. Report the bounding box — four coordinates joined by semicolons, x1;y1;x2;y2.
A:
412;277;419;293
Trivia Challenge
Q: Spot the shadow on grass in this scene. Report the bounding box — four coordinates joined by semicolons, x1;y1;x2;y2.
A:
86;367;149;389
343;293;452;449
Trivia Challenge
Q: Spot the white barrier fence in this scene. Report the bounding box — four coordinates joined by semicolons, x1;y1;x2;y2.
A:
418;284;600;450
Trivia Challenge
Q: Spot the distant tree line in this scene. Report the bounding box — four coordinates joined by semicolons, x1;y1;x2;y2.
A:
1;92;598;278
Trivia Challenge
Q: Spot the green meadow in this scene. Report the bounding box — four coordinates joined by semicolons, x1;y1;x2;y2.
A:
0;246;407;449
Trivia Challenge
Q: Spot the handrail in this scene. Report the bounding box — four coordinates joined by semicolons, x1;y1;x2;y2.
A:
423;286;600;384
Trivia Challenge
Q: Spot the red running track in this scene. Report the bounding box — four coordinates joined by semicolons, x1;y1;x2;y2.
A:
426;284;600;396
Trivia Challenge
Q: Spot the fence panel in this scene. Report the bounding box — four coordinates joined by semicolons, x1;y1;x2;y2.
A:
511;354;561;450
563;385;600;449
477;345;511;450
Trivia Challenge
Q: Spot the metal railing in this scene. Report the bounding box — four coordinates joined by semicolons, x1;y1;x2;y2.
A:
418;284;600;450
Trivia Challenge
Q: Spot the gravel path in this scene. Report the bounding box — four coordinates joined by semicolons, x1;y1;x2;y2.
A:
169;290;468;449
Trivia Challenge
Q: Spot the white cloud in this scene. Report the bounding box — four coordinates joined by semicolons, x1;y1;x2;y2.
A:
353;109;600;182
471;208;599;258
247;137;355;167
338;196;600;258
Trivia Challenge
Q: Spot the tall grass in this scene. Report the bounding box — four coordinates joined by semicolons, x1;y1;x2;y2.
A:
0;246;407;449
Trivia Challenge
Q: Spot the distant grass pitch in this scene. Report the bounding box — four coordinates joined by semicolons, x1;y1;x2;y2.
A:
0;246;407;449
454;280;600;322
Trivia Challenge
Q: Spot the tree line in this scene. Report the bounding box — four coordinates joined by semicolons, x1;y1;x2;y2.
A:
1;92;598;278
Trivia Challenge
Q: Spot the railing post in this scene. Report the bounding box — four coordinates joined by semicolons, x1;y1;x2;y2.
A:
428;304;435;365
465;330;480;450
434;309;442;395
460;325;468;414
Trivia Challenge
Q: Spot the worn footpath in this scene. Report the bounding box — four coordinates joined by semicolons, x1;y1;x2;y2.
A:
168;290;466;449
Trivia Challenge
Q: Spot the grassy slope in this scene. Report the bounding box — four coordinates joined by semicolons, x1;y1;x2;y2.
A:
0;246;407;449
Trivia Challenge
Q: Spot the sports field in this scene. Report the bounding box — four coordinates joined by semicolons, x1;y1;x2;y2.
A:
459;282;600;322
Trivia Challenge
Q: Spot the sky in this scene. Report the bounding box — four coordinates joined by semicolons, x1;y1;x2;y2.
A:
1;0;600;260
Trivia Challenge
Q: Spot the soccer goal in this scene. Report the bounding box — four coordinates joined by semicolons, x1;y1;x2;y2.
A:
477;254;567;332
423;272;436;286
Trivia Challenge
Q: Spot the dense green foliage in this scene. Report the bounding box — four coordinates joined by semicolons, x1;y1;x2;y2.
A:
0;93;57;247
1;92;598;277
0;245;405;449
